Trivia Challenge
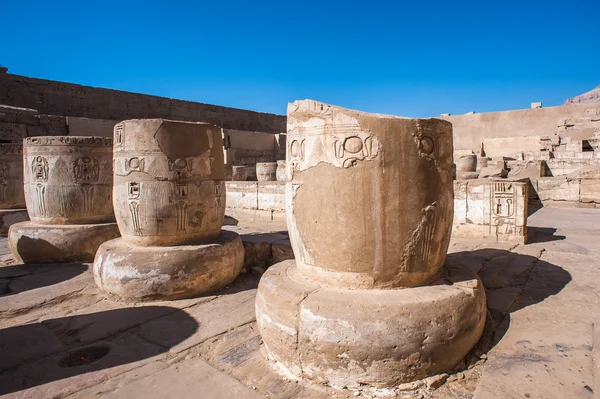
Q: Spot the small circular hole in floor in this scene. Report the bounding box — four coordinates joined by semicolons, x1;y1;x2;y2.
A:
58;345;110;368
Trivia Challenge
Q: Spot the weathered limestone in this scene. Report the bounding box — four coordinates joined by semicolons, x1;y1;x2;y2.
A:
9;137;120;263
255;100;486;388
453;179;528;243
0;142;28;235
94;119;244;301
456;154;477;172
276;160;286;181
231;165;249;181
256;162;277;181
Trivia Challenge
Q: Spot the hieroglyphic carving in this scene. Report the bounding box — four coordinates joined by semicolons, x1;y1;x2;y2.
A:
213;182;223;222
490;182;518;236
114;123;124;147
32;156;49;182
175;201;187;233
0;162;9;202
289;133;380;173
74;157;99;182
123;157;145;174
129;201;142;235
35;184;48;217
128;182;142;235
81;185;95;215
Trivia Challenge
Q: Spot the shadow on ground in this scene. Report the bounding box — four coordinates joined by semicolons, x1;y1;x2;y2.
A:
527;226;566;244
0;306;199;394
0;263;88;296
446;248;572;354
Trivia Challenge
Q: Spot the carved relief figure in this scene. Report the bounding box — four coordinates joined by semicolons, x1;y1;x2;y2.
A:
32;156;49;182
74;156;100;182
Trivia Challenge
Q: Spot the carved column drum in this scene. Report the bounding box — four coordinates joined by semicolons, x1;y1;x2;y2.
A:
456;154;477;172
23;137;114;224
256;162;277;181
285;101;454;288
0;142;25;209
113;119;225;246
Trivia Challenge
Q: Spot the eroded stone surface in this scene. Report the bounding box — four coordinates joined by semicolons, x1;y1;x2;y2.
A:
256;260;486;388
93;231;244;302
23;136;114;225
113;119;225;246
286;99;454;288
9;221;120;263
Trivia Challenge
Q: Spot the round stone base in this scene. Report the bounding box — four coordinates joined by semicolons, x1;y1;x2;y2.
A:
8;221;120;264
93;230;244;302
0;209;29;236
256;260;487;388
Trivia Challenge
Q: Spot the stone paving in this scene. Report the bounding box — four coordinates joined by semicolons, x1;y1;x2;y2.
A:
0;207;598;398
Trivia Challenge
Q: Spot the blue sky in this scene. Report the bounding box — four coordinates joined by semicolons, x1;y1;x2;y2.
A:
2;1;599;117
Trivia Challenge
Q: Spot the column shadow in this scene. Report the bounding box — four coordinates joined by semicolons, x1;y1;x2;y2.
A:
0;306;198;394
446;248;572;363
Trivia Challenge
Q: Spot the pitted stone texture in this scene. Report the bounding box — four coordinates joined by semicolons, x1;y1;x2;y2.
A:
113;119;225;246
24;136;114;224
93;230;244;302
8;221;120;263
286;100;454;288
256;260;486;388
0;209;28;236
0;142;25;209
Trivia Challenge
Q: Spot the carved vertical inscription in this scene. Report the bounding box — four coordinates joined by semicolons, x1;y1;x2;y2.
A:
490;182;517;236
0;162;9;202
213;182;222;222
128;182;142;235
114;123;124;147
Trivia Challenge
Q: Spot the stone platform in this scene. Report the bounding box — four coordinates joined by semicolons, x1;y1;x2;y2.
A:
0;208;598;398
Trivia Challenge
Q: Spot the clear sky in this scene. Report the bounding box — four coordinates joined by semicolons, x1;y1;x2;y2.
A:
2;0;599;117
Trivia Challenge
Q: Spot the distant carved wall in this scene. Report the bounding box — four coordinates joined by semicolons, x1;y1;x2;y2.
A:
0;72;286;133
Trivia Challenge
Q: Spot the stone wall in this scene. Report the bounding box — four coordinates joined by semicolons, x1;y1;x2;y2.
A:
0;105;68;141
452;179;528;243
536;177;600;207
225;181;285;221
442;104;599;158
0;72;286;133
223;130;285;180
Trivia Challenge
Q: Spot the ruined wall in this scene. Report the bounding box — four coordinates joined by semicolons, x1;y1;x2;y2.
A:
441;104;599;158
0;72;286;133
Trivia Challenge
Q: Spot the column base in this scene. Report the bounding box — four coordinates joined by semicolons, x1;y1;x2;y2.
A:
256;260;487;388
8;221;120;263
93;230;244;302
0;209;29;236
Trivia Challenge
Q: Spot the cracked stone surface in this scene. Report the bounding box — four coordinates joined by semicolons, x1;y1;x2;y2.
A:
0;207;598;398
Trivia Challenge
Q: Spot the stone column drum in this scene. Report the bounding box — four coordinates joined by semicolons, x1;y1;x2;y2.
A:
93;119;244;302
8;137;120;263
255;100;487;388
0;142;28;235
256;162;277;181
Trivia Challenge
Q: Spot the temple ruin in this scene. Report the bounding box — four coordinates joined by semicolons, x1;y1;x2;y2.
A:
0;69;599;398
